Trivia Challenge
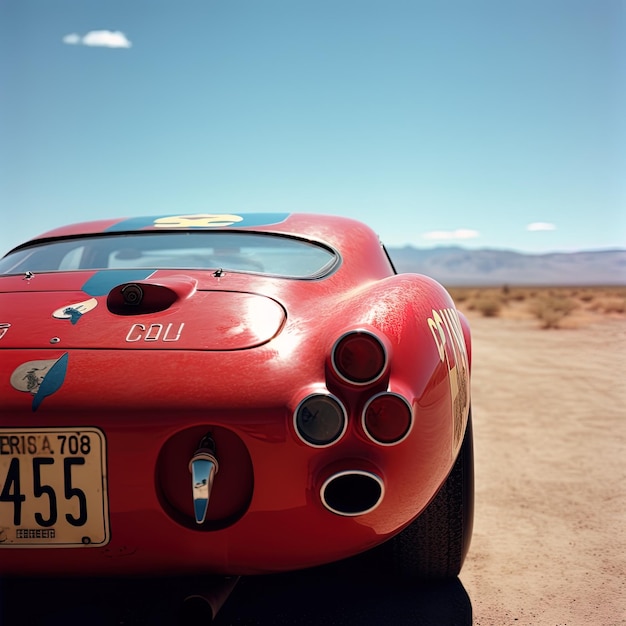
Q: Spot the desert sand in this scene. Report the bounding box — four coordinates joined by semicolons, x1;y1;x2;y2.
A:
460;304;626;625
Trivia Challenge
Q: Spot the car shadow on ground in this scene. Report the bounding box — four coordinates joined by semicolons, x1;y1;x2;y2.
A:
1;564;472;625
215;565;472;626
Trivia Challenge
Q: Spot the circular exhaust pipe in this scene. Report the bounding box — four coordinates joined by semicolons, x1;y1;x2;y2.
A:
320;470;384;516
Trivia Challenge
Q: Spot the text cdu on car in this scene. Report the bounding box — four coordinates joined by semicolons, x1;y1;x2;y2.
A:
0;212;473;581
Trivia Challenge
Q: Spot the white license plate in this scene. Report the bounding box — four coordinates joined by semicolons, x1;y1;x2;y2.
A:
0;428;109;548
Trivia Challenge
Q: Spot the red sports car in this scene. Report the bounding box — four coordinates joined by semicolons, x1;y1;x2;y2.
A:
0;213;472;585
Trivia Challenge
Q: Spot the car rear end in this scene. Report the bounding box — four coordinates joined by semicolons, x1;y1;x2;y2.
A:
0;221;466;577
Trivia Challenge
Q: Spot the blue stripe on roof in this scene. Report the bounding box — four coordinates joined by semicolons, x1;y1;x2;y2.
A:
105;213;290;231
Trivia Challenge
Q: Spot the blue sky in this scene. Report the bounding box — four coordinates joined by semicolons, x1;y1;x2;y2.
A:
1;0;624;255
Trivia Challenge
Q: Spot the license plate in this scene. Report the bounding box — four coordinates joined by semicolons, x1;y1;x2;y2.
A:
0;428;109;548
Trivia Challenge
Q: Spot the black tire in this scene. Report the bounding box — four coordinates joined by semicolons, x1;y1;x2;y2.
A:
372;410;474;580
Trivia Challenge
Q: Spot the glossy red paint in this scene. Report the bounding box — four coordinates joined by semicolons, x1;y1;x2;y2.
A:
0;213;471;577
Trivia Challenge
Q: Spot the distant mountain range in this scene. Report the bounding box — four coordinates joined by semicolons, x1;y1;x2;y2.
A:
386;246;626;286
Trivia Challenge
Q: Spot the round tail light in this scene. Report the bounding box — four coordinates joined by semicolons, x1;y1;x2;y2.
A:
331;331;387;385
294;393;347;447
362;392;413;445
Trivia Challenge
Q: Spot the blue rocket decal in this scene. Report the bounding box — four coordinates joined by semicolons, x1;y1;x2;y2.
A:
65;307;83;324
10;353;69;411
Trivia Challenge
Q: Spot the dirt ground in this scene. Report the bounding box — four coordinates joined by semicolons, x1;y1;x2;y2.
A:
459;306;626;626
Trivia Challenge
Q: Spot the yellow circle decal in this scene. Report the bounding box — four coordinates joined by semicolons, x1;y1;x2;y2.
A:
153;214;244;228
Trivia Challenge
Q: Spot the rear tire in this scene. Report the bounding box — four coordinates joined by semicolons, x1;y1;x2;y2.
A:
375;410;474;580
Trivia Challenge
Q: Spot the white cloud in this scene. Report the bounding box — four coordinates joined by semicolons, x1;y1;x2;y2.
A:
62;30;132;48
62;33;81;45
422;229;480;241
526;222;556;232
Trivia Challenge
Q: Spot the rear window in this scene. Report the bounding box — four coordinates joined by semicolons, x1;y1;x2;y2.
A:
0;232;338;279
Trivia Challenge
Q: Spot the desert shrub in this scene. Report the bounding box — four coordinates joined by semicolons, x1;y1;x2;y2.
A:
500;284;527;303
451;291;469;304
589;297;626;314
528;296;578;329
446;288;475;305
603;298;626;314
472;296;503;317
508;288;528;302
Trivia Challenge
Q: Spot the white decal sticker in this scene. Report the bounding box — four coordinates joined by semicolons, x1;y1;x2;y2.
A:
10;354;69;411
11;360;56;395
52;298;98;324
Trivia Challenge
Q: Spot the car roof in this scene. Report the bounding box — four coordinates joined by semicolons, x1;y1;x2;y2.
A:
26;212;382;252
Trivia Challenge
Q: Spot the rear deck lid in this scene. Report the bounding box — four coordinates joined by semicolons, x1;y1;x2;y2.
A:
0;273;285;350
